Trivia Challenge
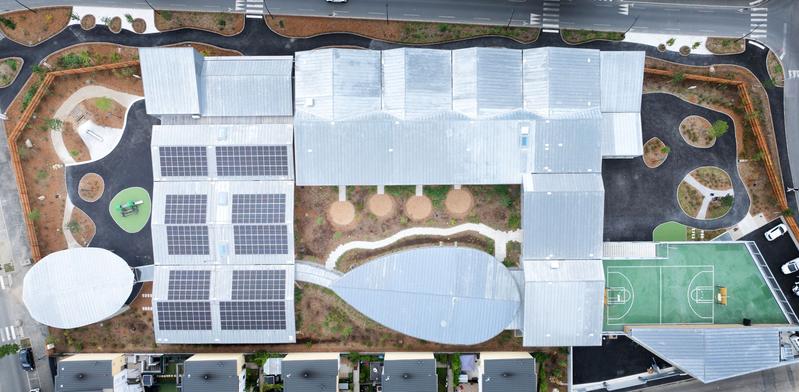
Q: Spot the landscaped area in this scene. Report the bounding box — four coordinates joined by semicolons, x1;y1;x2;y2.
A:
154;10;245;35
677;167;734;220
561;29;624;44
705;37;746;55
0;7;72;46
679;115;714;148
652;221;728;242
0;57;21;87
767;50;785;87
643;137;669;168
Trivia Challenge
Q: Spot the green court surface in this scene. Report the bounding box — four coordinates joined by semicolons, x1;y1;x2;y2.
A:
652;221;688;242
603;242;786;331
108;187;151;233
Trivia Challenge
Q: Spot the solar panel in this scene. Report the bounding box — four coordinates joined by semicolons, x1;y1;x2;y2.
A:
166;226;210;255
233;225;288;255
156;301;212;330
219;301;286;330
165;194;208;224
231;194;285;224
215;146;289;177
159;146;208;177
231;270;285;300
167;270;211;300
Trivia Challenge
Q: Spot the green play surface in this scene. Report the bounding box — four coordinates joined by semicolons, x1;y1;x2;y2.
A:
108;187;151;234
603;242;786;331
652;221;688;242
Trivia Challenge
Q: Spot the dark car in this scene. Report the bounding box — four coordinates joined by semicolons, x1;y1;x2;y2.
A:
18;347;34;371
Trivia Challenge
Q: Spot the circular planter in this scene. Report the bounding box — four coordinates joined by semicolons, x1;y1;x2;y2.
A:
657;43;667;52
132;18;146;34
80;14;96;30
78;173;104;203
679;45;691;56
109;16;122;34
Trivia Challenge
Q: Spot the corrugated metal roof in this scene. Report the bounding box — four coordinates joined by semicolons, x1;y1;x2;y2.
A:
527;118;603;173
283;358;339;392
294;114;525;186
603;242;658;259
182;359;241;392
381;359;437;392
452;47;523;119
294;48;382;121
55;358;116;392
23;248;134;329
383;48;453;119
481;357;537;392
627;327;786;383
601;112;643;158
331;247;521;345
523;47;601;118
152;264;296;344
140;47;202;115
521;173;604;260
600;51;646;113
521;259;604;347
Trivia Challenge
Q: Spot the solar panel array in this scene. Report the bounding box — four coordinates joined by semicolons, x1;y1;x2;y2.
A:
233;225;289;255
232;270;285;300
159;146;208;177
220;301;286;330
156;301;212;330
216;146;289;177
165;194;207;224
167;270;211;300
166;226;210;255
232;194;285;224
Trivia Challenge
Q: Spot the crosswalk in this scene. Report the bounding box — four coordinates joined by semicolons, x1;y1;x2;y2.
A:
749;7;768;40
542;0;560;32
0;274;10;290
1;325;18;343
235;0;264;16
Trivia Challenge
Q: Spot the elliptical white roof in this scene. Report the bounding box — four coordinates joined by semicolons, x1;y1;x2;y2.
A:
23;248;134;329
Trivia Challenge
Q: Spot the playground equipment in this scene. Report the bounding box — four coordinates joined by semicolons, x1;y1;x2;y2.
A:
116;200;144;217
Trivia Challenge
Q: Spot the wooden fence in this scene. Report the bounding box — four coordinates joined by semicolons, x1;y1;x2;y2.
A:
7;60;140;261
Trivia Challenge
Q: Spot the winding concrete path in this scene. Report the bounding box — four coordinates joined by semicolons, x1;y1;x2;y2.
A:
324;223;522;270
683;174;734;219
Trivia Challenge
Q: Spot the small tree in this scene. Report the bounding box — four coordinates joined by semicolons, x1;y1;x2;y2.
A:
660;145;671;154
720;195;734;207
666;37;676;46
125;14;134;24
0;343;20;358
692;41;701;49
710;120;729;138
95;97;113;111
28;209;41;221
783;208;794;217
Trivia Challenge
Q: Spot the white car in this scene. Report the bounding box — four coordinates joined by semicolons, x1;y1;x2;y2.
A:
793;282;799;297
782;258;799;274
765;223;788;241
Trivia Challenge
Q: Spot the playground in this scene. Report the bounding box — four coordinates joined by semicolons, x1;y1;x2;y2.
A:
604;242;787;331
108;186;151;233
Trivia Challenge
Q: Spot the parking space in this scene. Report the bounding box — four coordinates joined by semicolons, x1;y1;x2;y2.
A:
741;217;799;318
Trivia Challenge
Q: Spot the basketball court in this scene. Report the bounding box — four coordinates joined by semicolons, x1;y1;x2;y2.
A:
603;243;787;331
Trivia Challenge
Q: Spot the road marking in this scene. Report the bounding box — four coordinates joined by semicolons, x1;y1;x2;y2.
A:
297;8;315;12
543;28;559;33
699;29;716;33
0;275;5;290
473;17;491;21
698;10;715;13
403;13;420;17
438;15;456;19
542;0;560;30
3;326;9;341
593;23;612;27
10;326;15;340
665;28;681;31
367;12;385;15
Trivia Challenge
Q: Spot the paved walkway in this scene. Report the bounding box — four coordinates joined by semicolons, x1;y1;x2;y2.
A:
62;196;80;248
295;261;342;287
324;223;522;270
682;174;734;219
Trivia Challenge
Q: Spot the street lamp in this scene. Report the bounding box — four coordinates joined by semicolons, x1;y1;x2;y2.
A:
506;8;516;29
385;2;389;25
624;15;640;34
264;0;274;20
142;0;160;16
735;22;764;43
14;1;36;13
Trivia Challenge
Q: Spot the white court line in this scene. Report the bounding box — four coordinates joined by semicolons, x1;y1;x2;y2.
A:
10;326;15;340
0;276;5;290
659;266;663;324
3;326;9;341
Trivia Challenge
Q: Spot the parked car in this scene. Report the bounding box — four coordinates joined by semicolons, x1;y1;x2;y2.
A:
793;282;799;297
782;258;799;274
325;0;348;3
765;223;789;241
18;348;34;371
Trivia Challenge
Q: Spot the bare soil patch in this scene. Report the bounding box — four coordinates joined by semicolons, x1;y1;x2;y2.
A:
328;200;356;229
80;14;95;30
78;173;104;202
705;37;745;55
643;137;668;168
164;42;242;56
366;193;395;219
405;195;433;221
679;115;714;148
444;188;474;218
80;97;127;128
155;11;244;36
0;57;21;88
68;206;96;246
132;18;146;34
103;16;122;33
266;15;539;44
60;121;90;163
677;181;703;218
690;166;732;191
644;57;782;220
767;51;784;87
561;29;624;44
0;7;71;46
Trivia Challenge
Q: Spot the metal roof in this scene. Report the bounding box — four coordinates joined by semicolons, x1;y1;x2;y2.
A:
601;112;643;158
521;259;604;347
481;356;537;392
55;356;117;392
381;358;437;392
140;48;293;117
452;47;523;119
182;357;241;392
627;326;789;383
282;357;339;392
331;247;521;345
152;265;296;344
527;118;603;173
521;173;605;260
382;48;453;119
522;47;601;118
23;248;134;329
600;51;646;113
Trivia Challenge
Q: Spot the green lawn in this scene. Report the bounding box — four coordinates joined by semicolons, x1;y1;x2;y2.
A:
653;221;688;242
108;186;151;233
603;242;786;331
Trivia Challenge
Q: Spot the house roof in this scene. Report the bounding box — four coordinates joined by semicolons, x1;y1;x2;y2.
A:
481;357;537;392
55;358;116;392
23;248;134;329
282;358;339;392
521;259;604;347
182;358;240;392
331;247;521;345
381;358;437;392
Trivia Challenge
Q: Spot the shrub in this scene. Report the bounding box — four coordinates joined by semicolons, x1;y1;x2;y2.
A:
28;209;40;221
0;16;16;30
217;17;227;28
5;58;17;71
70;12;79;21
720;195;734;207
125;14;134;24
0;344;20;358
101;16;112;26
507;211;521;230
666;37;676;46
692;41;701;49
160;10;173;21
660;145;671;154
36;169;48;180
438;24;448;32
671;71;685;84
710;120;729;138
57;52;92;69
95;97;113;111
783;208;794;217
66;220;81;233
44;118;62;131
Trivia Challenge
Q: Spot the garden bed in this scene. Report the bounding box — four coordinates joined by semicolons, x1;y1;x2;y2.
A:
60;122;90;163
295;185;520;263
706;195;734;219
155;11;244;36
78;173;104;202
677;181;703;218
81;97;127;128
643;137;668;168
165;42;242;56
68;206;96;246
80;14;95;30
0;6;72;46
767;51;784;87
561;29;624;44
679;115;714;148
690;166;732;191
266;15;539;44
0;57;21;87
705;37;745;55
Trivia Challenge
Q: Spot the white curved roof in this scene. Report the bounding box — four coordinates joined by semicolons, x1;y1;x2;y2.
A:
23;248;134;329
331;247;521;345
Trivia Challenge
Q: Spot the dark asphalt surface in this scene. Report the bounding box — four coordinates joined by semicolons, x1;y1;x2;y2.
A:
573;335;670;384
603;93;748;241
741;217;799;321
